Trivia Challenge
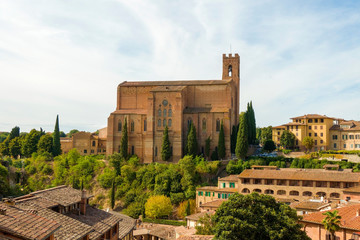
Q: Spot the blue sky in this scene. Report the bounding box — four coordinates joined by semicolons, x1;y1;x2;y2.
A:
0;0;360;133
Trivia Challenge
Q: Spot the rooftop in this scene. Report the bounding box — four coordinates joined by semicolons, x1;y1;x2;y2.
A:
119;79;232;87
301;204;360;231
0;203;60;240
239;168;360;182
200;200;226;208
219;174;239;181
291;114;335;120
186;211;215;221
290;201;330;210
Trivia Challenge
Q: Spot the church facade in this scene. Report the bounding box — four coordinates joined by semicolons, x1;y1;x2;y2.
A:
106;54;240;163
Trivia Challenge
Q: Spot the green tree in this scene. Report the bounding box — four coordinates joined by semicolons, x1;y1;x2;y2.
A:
145;195;173;219
196;213;215;235
280;130;295;149
231;124;239;154
9;126;20;140
67;129;79;138
110;180;116;209
213;193;310;240
59;131;66;137
38;134;53;154
205;137;211;160
120;118;128;159
235;112;248;159
53;115;61;156
260;126;273;144
302;136;314;152
9;137;21;158
109;153;123;176
322;210;341;240
218;121;225;159
246;101;256;145
161;126;171;161
0;132;9;143
186;123;198;157
263;139;276;153
185;200;191;216
0;137;10;156
22;129;42;157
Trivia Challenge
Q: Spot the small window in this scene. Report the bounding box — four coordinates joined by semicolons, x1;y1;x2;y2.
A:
315;133;317;137
144;119;147;131
202;118;206;131
118;121;122;132
163;119;167;126
168;119;172;127
334;143;337;148
163;109;167;117
84;149;87;154
228;65;232;77
158;119;161;127
216;119;220;132
92;141;95;147
131;146;134;155
187;118;192;128
158;109;162;117
168;109;172;117
309;133;312;137
309;126;311;130
131;121;135;132
91;149;94;153
155;147;158;156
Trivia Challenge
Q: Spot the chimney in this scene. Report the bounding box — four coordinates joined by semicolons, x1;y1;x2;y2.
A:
0;208;6;215
80;190;87;215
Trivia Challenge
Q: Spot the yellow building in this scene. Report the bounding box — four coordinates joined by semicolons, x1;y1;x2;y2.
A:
272;114;360;151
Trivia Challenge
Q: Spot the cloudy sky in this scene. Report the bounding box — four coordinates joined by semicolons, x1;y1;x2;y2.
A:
1;0;360;133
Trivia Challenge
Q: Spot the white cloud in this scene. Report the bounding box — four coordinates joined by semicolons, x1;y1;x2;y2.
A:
0;0;359;132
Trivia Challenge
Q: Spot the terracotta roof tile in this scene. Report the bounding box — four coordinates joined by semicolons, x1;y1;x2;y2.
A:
219;175;239;181
0;203;60;240
200;200;226;208
109;211;136;239
239;168;360;182
301;204;360;231
185;211;215;221
291;114;335;120
291;201;330;210
177;235;214;240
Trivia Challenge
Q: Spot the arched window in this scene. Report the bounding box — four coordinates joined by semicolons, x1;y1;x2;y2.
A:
228;65;232;77
242;188;250;193
163;109;167;117
144;119;147;131
168;119;172;127
290;191;299;196
158;119;161;127
202;118;206;131
253;189;262;193
303;191;312;197
277;190;286;195
330;193;340;198
316;192;326;197
216;119;220;132
163;119;167;127
158;109;162;117
265;189;274;195
168;109;172;117
118;121;122;132
131;121;134;132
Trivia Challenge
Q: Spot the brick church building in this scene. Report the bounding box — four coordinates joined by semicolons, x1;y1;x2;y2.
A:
106;54;240;163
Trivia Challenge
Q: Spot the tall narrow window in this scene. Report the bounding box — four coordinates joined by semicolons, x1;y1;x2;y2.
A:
158;119;161;127
92;141;95;147
187;118;192;128
118;121;122;132
163;109;167;117
216;119;220;132
202;118;206;131
163;119;167;126
168;109;172;117
155;147;158;156
131;146;134;155
158;109;162;117
228;65;232;77
131;121;134;132
168;119;172;127
144;119;147;131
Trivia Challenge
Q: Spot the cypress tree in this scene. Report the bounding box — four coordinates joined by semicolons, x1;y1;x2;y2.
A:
250;101;256;144
185;200;191;216
161;126;172;161
230;124;238;154
205;137;211;160
235;112;248;159
52;115;62;156
110;180;115;209
120;118;128;159
186;123;198;157
218;121;225;159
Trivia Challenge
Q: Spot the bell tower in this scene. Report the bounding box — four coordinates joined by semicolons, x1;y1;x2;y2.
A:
222;53;240;119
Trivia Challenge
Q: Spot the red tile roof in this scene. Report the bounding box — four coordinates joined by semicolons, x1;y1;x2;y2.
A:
0;203;60;240
301;204;360;231
291;114;335;120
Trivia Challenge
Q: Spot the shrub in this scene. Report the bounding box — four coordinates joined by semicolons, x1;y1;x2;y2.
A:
145;195;173;219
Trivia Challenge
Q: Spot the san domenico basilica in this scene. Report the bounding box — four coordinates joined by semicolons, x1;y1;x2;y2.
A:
106;54;240;163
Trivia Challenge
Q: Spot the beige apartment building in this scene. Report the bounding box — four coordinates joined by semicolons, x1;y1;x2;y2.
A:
196;165;360;209
273;114;360;151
